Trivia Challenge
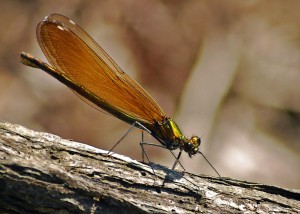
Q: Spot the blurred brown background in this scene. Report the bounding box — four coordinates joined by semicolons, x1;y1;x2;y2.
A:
0;1;299;189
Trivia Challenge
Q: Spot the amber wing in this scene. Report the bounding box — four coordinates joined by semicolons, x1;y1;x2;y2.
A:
37;14;165;125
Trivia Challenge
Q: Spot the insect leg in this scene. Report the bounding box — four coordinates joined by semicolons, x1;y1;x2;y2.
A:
139;140;186;171
171;150;183;170
198;151;221;177
107;121;151;155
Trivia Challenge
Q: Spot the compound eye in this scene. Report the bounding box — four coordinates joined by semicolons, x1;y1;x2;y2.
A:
191;136;201;146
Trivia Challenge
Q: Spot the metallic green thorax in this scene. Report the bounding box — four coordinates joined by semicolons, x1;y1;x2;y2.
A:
148;117;201;157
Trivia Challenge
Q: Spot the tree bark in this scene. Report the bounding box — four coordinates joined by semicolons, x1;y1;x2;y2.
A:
0;121;299;213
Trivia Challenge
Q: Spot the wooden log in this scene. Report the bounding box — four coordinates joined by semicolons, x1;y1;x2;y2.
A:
0;121;299;213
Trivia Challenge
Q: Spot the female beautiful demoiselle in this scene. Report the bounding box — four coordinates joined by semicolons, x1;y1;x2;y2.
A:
21;14;219;174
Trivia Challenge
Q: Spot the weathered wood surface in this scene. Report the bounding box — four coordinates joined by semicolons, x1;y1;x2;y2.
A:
0;121;299;213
